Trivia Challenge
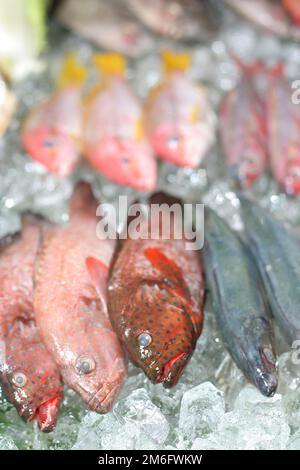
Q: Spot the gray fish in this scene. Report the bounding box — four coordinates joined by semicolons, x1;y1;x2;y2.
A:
203;208;278;397
239;197;300;345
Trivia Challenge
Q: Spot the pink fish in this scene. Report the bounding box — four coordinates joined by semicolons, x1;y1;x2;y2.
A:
0;217;63;432
21;54;86;177
220;60;268;188
83;53;157;191
144;50;215;168
266;64;300;195
34;183;126;413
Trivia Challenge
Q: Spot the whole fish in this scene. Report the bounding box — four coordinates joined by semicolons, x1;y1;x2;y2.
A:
21;53;86;177
83;53;157;191
265;65;300;195
240;196;300;345
203;208;278;397
107;194;205;387
283;0;300;24
0;217;63;432
57;0;154;57
0;71;16;136
34;183;126;413
144;50;215;168
220;61;268;188
125;0;218;40
224;0;300;41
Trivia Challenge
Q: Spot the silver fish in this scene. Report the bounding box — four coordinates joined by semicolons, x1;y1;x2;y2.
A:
203;208;278;397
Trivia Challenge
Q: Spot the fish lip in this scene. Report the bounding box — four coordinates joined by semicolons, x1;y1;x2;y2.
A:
74;382;120;414
155;351;190;387
255;372;278;397
37;396;61;433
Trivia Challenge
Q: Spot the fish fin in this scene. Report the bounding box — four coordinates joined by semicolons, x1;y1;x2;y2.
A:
161;49;191;74
93;53;126;77
144;247;191;301
58;52;87;88
266;63;285;78
86;256;109;308
228;51;263;76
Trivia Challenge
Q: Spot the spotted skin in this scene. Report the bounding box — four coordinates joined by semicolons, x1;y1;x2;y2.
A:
0;217;63;432
34;183;126;413
108;197;205;387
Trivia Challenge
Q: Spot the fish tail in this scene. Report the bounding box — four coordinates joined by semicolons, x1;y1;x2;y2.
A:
58;52;87;88
161;49;191;74
92;53;126;77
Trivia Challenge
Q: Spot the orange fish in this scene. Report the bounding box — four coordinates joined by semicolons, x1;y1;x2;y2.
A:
0;216;63;432
21;53;86;177
34;183;126;413
83;53;157;191
144;50;215;168
108;194;205;387
282;0;300;25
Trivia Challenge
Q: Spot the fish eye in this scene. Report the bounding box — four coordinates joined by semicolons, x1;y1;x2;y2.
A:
167;135;180;149
43;139;56;148
138;332;152;348
75;356;96;375
12;372;27;388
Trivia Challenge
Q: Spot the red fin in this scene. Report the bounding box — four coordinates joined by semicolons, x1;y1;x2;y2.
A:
267;63;285;78
86;256;109;310
229;51;263;76
37;397;61;433
144;247;190;301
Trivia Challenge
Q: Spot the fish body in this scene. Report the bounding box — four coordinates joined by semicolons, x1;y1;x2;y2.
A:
84;53;157;191
144;50;215;168
225;0;300;41
266;66;300;195
0;217;63;432
108;195;205;387
0;72;16;136
126;0;217;40
203;208;278;397
240;197;300;345
34;183;126;413
283;0;300;24
58;0;154;57
220;64;268;187
21;54;86;177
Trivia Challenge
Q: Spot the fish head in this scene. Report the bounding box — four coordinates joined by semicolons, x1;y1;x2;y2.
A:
22;126;80;177
151;123;203;167
123;283;195;387
284;163;300;195
91;137;157;191
0;320;63;432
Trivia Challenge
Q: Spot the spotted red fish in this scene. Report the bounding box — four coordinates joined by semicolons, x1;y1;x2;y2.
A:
0;216;63;432
34;183;126;413
107;194;205;387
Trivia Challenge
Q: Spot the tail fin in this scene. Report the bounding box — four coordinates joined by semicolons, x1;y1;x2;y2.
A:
58;52;87;88
161;49;191;74
93;53;126;77
70;182;98;218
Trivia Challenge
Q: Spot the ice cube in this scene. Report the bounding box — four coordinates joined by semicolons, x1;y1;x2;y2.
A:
179;382;225;441
0;435;18;450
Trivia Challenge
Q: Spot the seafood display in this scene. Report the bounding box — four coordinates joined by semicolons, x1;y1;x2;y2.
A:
34;183;126;413
1;0;300;453
21;53;86;177
203;209;277;397
83;53;157;190
144;50;215;168
108;194;205;386
0;216;63;432
220;61;268;188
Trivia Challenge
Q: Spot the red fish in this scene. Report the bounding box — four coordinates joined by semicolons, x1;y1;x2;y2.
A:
21;53;86;177
282;0;300;25
34;183;126;413
220;60;268;188
265;64;300;195
0;217;63;432
144;50;215;168
107;194;205;387
83;53;157;191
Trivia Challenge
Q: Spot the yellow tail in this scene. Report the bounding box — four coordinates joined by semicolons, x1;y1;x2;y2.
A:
58;52;87;88
93;53;126;77
161;49;191;74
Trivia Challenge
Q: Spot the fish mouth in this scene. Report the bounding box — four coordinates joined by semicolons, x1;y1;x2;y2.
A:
75;382;120;414
156;352;190;388
36;396;61;433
